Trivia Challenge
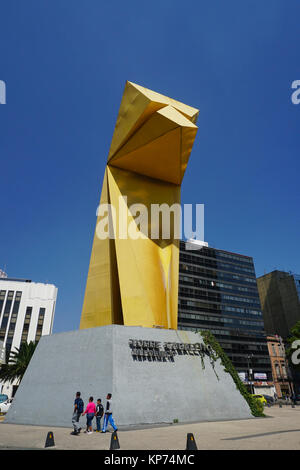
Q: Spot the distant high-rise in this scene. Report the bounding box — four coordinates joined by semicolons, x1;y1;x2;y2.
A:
257;270;300;340
178;241;272;392
292;274;300;302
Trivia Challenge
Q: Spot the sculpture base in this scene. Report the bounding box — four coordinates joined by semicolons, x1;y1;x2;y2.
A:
6;325;252;427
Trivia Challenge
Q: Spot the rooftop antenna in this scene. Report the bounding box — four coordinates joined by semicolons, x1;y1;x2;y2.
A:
0;268;8;279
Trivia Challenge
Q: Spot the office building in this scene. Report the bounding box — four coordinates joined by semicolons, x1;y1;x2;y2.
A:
293;274;300;300
257;270;300;340
267;334;293;398
0;275;57;397
178;240;273;394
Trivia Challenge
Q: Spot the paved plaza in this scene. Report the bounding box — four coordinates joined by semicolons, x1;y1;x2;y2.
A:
0;405;299;450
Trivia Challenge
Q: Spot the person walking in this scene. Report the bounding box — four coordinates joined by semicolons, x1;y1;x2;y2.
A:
95;398;104;432
71;391;84;435
101;393;118;433
82;396;96;434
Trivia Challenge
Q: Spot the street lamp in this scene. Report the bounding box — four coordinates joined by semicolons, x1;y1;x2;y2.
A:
247;354;254;394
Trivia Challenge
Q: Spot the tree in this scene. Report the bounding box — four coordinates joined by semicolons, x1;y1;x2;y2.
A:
0;341;38;385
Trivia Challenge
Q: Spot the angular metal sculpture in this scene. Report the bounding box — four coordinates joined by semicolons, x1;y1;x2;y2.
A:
80;81;199;330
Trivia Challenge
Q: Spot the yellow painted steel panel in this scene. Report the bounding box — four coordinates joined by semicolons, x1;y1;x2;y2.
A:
109;107;179;164
108;81;199;162
108;82;162;162
110;105;197;186
80;81;198;330
80;169;123;329
127;81;199;122
107;166;180;328
110;127;182;184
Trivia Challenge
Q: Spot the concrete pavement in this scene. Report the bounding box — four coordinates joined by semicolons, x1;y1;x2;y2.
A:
0;406;299;450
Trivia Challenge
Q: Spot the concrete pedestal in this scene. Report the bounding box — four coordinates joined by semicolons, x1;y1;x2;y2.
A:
6;325;252;427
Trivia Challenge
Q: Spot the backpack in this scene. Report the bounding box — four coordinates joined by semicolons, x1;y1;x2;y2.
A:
77;398;84;413
97;403;104;417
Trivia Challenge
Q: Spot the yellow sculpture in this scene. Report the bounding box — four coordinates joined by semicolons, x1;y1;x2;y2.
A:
80;81;199;330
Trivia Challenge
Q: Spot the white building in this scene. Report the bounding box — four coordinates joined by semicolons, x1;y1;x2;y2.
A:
0;276;57;397
0;341;4;365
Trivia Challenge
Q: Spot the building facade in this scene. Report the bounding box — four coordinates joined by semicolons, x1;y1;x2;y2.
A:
293;274;300;300
178;241;273;395
0;276;57;397
0;340;4;366
257;270;300;340
257;270;300;393
267;334;293;398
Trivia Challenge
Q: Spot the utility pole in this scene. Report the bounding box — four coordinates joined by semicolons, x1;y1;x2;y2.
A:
247;354;254;394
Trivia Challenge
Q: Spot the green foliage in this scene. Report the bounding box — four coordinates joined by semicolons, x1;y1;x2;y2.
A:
199;330;265;418
251;396;265;415
0;341;38;385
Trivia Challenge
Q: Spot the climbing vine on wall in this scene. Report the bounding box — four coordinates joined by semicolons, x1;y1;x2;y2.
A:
199;330;265;418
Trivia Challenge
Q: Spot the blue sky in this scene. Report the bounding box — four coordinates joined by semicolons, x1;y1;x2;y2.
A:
0;1;299;334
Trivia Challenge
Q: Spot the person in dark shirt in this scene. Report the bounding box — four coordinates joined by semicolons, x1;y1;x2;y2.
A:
101;393;118;433
71;391;84;435
95;398;104;432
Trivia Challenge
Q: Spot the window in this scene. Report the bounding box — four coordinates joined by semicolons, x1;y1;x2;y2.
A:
11;291;22;315
3;291;14;315
0;291;14;340
7;292;22;341
5;337;13;362
21;307;32;343
281;363;287;379
35;308;45;342
0;290;6;317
